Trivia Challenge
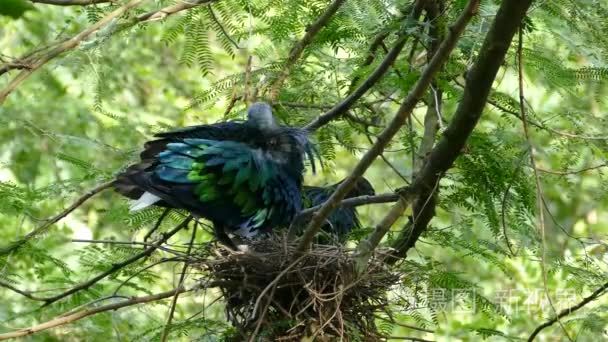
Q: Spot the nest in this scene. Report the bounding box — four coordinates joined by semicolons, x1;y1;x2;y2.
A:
195;236;399;341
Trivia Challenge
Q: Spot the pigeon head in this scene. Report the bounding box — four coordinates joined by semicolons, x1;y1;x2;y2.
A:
246;102;318;178
247;102;277;131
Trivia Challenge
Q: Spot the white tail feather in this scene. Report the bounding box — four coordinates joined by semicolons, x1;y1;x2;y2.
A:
130;192;161;212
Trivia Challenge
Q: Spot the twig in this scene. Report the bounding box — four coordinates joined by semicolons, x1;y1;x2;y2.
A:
112;256;185;295
354;188;415;272
347;31;390;93
207;5;240;49
304;0;426;132
500;152;527;256
288;192;400;240
249;281;278;341
0;279;45;301
243;55;253;105
0;287;190;340
29;0;116;6
136;0;219;22
297;0;480;253
388;0;534;261
295;193;400;219
0;0;144;105
249;255;307;323
384;337;434;342
30;0;112;5
0;0;220;103
374;314;435;334
268;0;347;101
458;81;608;142
39;217;192;306
143;208;170;242
516;27;572;342
0;180;115;256
536;163;608;175
414;0;445;172
527;281;608;341
160;222;198;342
70;238;186;256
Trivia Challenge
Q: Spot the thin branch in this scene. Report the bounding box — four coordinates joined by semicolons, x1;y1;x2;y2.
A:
0;0;144;104
0;280;45;301
30;0;112;5
0;287;190;340
304;0;426;132
207;5;240;49
384;337;434;342
297;0;480;253
365;133;410;183
354;188;415;271
0;180;115;256
347;31;390;93
143;208;170;242
405;8;445;241
458;81;608;142
38;217;192;307
243;55;254;105
160;222;198;342
517;27;572;342
248;255;307;342
0;0;220;102
527;281;608;341
295;192;400;219
112;256;185;295
136;0;219;22
70;239;187;256
415;0;446;169
268;0;347;101
500;153;527;256
374;314;435;334
536;163;608;175
388;0;534;262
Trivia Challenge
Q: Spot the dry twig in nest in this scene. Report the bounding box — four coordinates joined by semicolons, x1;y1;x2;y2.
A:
194;236;399;341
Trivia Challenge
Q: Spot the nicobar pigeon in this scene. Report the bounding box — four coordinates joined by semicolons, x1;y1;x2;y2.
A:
114;102;317;249
302;177;374;242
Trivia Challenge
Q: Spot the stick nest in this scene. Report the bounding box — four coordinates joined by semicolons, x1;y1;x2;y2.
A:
195;236;399;341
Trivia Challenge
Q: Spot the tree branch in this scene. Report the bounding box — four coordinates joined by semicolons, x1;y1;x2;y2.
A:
0;0;219;103
136;0;218;23
354;188;415;271
268;0;347;101
288;192;400;239
0;0;144;104
38;216;192;307
0;180;115;256
30;0;112;5
346;31;390;93
527;281;608;341
304;1;426;132
383;0;446;265
0;287;190;340
160;222;198;342
414;0;445;171
388;0;534;262
297;0;480;253
0;279;45;301
300;192;401;217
